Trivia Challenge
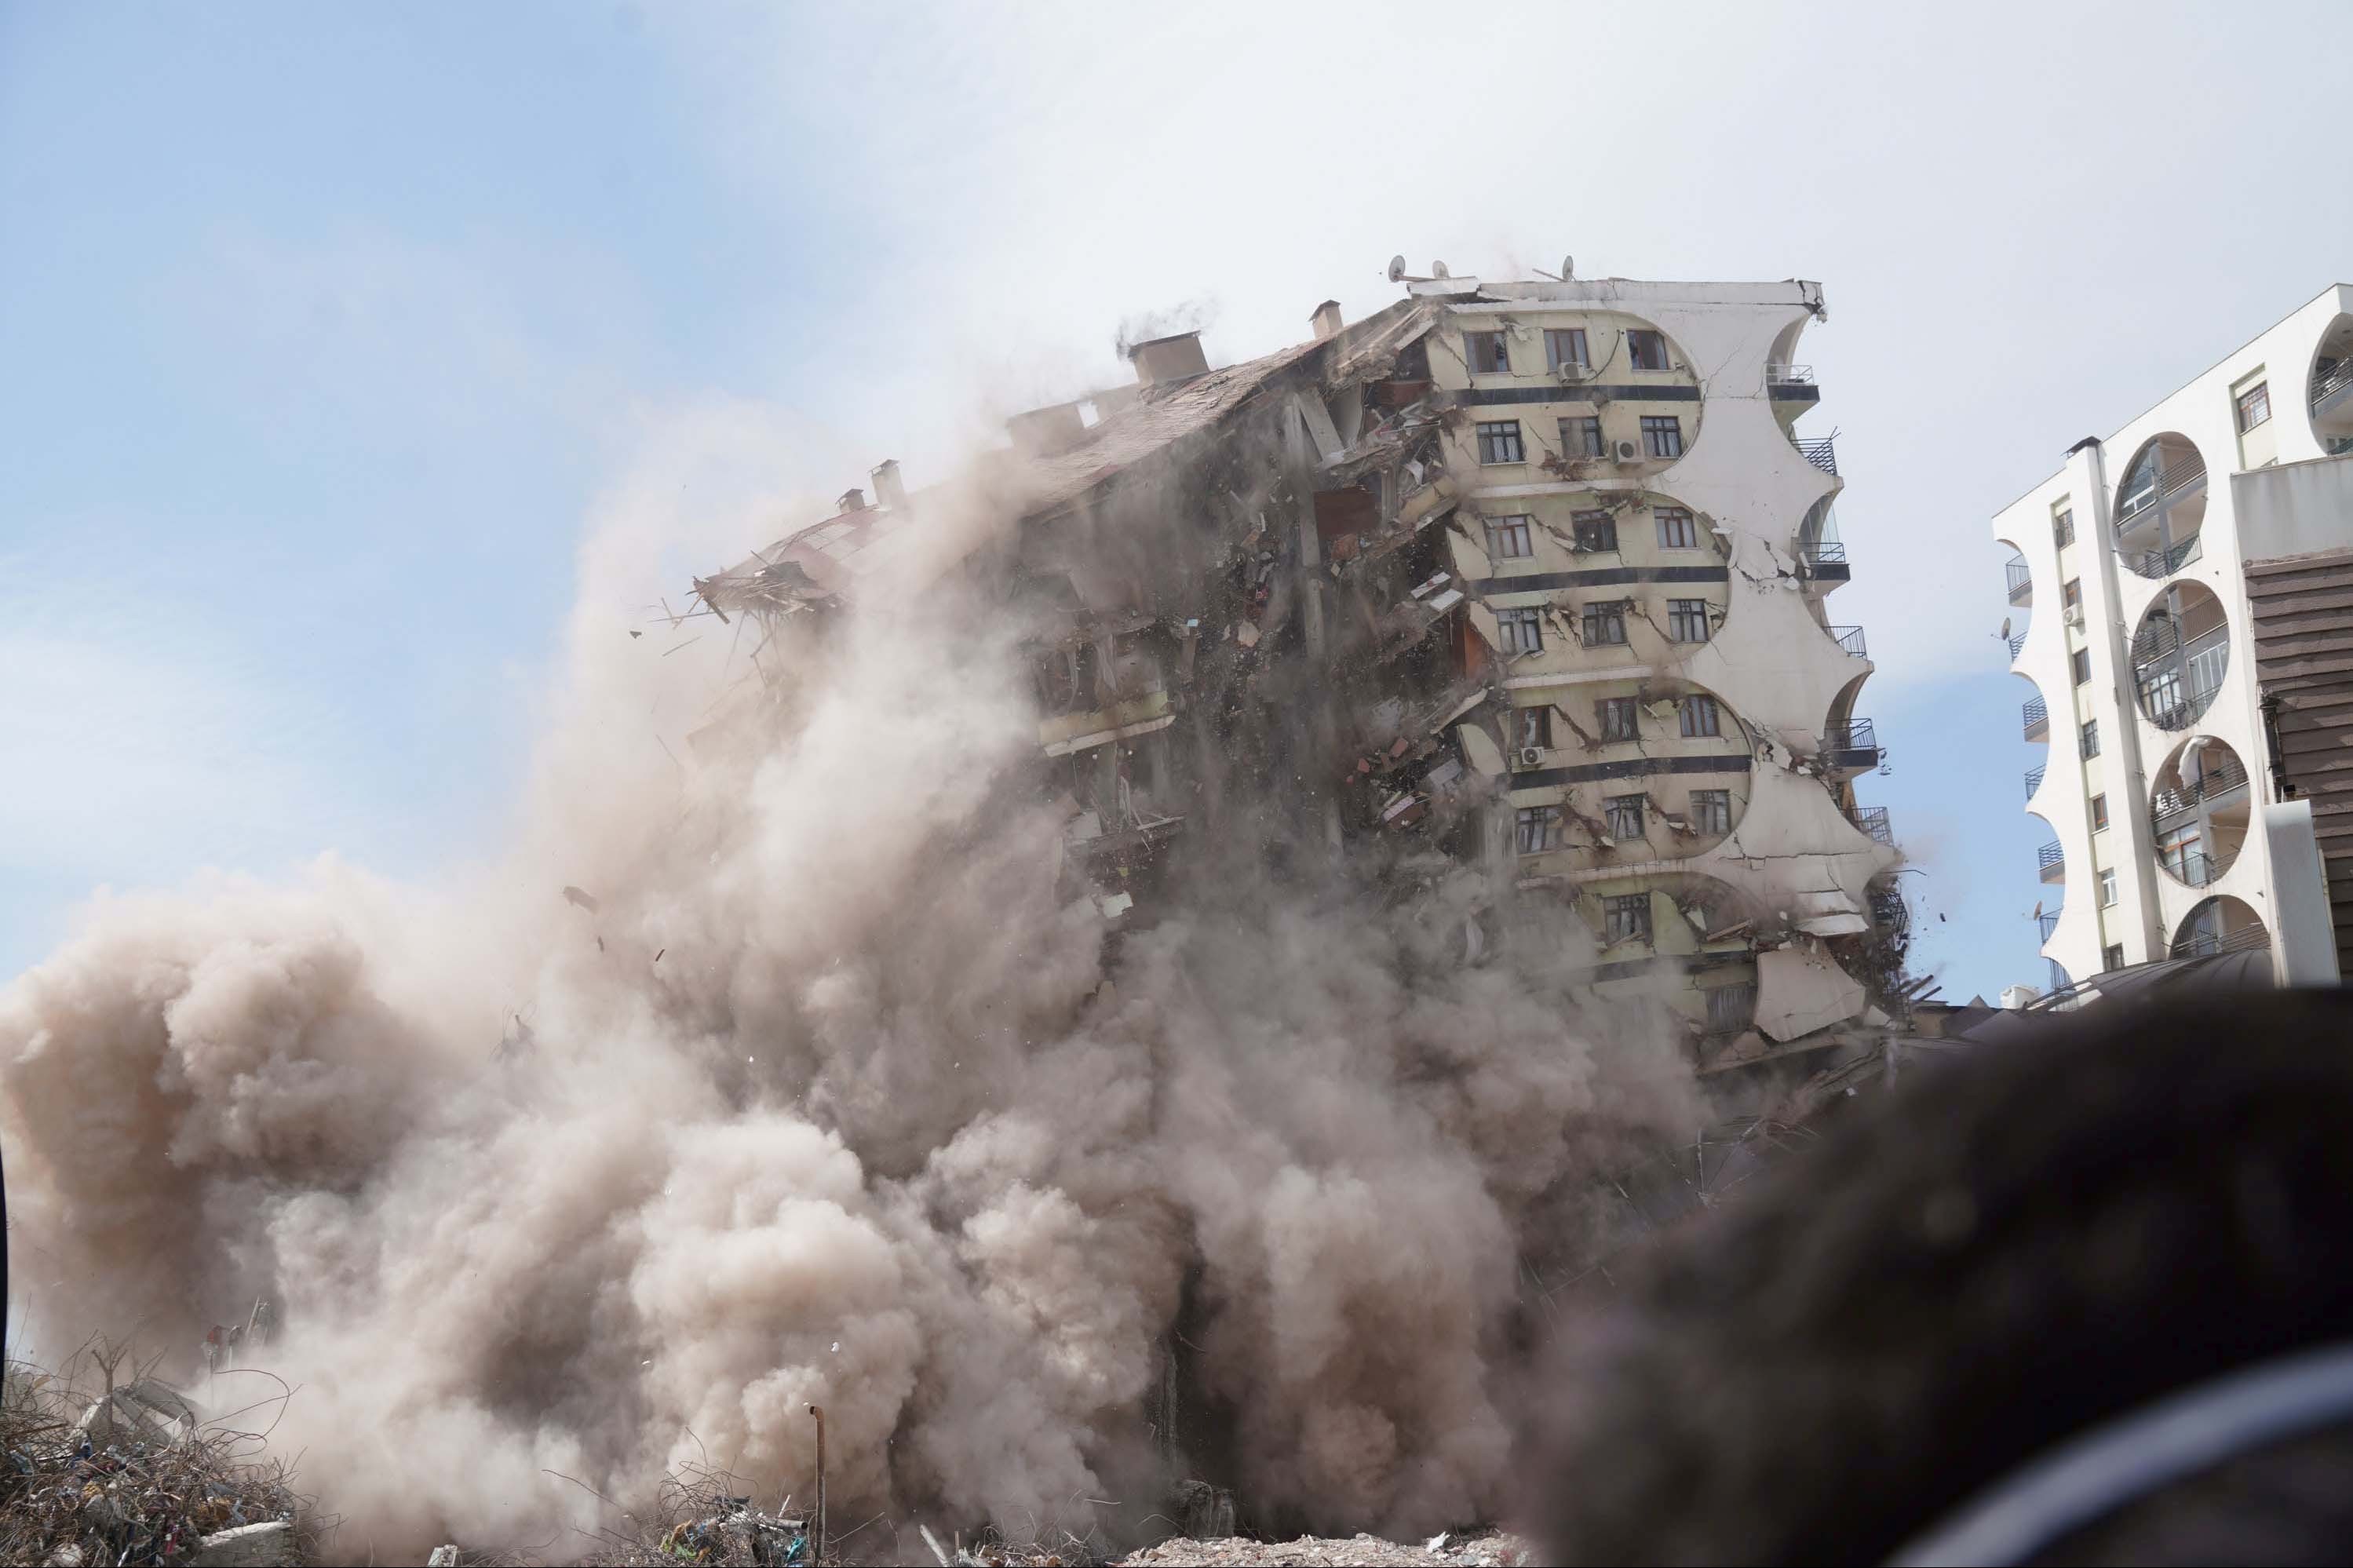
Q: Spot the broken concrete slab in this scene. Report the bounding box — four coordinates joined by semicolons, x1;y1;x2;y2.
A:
189;1521;297;1567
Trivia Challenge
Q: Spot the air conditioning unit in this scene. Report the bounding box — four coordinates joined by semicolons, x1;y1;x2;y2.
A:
1614;439;1641;462
2064;603;2085;628
1518;746;1545;768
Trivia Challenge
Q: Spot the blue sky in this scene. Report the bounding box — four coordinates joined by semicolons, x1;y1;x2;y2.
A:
4;0;2349;1000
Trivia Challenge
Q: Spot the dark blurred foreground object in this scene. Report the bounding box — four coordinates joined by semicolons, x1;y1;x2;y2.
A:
1531;988;2353;1566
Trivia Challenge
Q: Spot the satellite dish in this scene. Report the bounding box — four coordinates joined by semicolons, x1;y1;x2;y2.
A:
1431;261;1450;279
1387;255;1408;283
1562;254;1575;279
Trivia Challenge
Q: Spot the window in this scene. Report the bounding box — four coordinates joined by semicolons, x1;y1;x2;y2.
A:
2099;867;2118;906
1604;793;1646;839
1486;515;1534;559
1603;892;1652;944
1641;415;1684;458
1655;505;1699;549
1626;330;1669;370
1597;697;1639;742
1690;788;1731;836
2081;719;2100;759
1680;694;1721;736
2062;578;2082;610
1544;328;1589;372
1476;420;1525;464
1512;706;1552;751
1464;330;1510;374
2236;381;2271;432
2073;647;2092;685
2053;508;2076;548
1560;416;1605;458
1572;509;1618;552
1581;601;1629;645
1495;606;1542;654
2103;943;2125;972
1515;804;1562;855
2091;793;2110;830
1667;598;1711;643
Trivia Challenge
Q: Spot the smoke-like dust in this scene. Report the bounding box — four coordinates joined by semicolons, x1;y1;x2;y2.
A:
2;429;1698;1559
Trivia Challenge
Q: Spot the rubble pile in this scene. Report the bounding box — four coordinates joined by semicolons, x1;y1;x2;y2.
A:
584;1465;812;1566
0;1369;308;1567
1113;1531;1528;1566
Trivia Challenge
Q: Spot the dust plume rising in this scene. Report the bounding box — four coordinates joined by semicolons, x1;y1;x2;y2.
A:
1;431;1698;1559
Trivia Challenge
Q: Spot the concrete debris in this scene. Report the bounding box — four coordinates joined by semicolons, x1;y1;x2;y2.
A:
72;1379;198;1449
562;885;600;912
1114;1531;1528;1566
189;1519;297;1566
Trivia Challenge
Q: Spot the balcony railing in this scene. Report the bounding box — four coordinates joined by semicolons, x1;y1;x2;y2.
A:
2120;533;2204;581
2161;847;2221;888
1831;625;1867;657
1795;436;1838;475
1848;804;1893;845
1869;884;1908;932
2312;356;2353;414
2135;626;2230;731
2024;764;2045;798
2006;556;2033;603
1767;363;1816;385
2008;632;2026;660
2037;839;2064;881
2116;454;2208;523
1824;717;1877;753
2170;922;2271;959
2037;911;2060;942
1796;540;1849;581
2023;695;2048;738
2151;753;2249;822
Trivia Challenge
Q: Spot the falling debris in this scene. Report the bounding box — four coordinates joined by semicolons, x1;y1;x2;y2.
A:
563;885;601;913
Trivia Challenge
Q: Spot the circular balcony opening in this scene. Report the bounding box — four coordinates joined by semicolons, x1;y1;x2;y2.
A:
2113;433;2209;579
2130;582;2229;731
2169;895;2268;960
2309;315;2353;455
2149;735;2253;888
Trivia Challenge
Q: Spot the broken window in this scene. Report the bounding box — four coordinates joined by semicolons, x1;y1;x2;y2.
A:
1603;892;1652;944
1464;330;1511;374
2236;381;2271;432
1495;606;1543;654
1597;697;1639;742
1560;416;1605;458
1486;515;1534;559
2081;718;2100;759
1655;505;1699;549
1691;788;1731;835
1516;804;1563;854
2091;793;2109;830
1476;421;1526;464
1581;601;1629;645
1604;793;1646;839
1513;706;1552;751
1667;598;1711;643
1679;694;1721;736
1641;415;1684;458
2053;507;2076;548
1572;510;1618;552
1626;330;1669;370
1545;328;1589;372
2073;647;2092;685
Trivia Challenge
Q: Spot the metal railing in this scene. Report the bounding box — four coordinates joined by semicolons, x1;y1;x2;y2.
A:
2135;626;2230;731
1767;363;1816;385
2037;839;2064;874
1796;540;1849;578
2037;911;2060;942
2170;922;2271;959
2312;356;2353;413
2006;556;2033;603
1832;625;1867;657
1795;436;1838;475
1848;804;1893;844
2008;632;2027;660
2116;454;2208;523
1870;884;1909;932
2120;533;2204;580
2151;753;2249;822
2025;764;2045;798
2161;847;2221;888
2023;695;2048;738
1824;717;1877;753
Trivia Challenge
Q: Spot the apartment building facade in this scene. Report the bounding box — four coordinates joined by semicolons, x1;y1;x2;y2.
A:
1994;284;2353;989
694;268;1907;1070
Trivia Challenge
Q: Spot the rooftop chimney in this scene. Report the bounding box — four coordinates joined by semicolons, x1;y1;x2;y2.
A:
837;487;866;513
1008;402;1089;457
870;458;906;509
1129;331;1209;387
1310;301;1343;341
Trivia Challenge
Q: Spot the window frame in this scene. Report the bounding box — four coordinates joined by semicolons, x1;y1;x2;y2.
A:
2091;793;2110;830
1463;330;1511;375
1603;793;1646;840
1603;892;1653;944
1625;330;1669;371
1513;706;1552;751
1476;420;1526;465
1690;788;1731;836
2236;381;2271;432
1560;416;1605;458
2073;647;2092;685
1640;414;1684;458
1485;515;1534;560
1571;509;1619;553
1581;601;1629;646
2081;718;2101;759
1544;327;1589;373
1515;804;1562;855
2099;867;2118;906
1655;505;1700;549
2053;508;2076;548
1667;597;1711;643
1596;697;1639;743
1680;694;1721;737
1495;606;1543;655
2104;943;2126;972
2062;577;2082;610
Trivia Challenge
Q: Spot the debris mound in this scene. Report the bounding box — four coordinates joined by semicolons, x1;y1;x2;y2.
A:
585;1464;812;1566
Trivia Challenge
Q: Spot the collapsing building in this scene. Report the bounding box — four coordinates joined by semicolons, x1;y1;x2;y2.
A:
691;264;1908;1074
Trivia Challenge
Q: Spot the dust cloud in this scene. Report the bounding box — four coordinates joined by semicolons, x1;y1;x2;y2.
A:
2;432;1698;1558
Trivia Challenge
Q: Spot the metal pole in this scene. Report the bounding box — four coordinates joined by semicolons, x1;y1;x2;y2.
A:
808;1403;826;1564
